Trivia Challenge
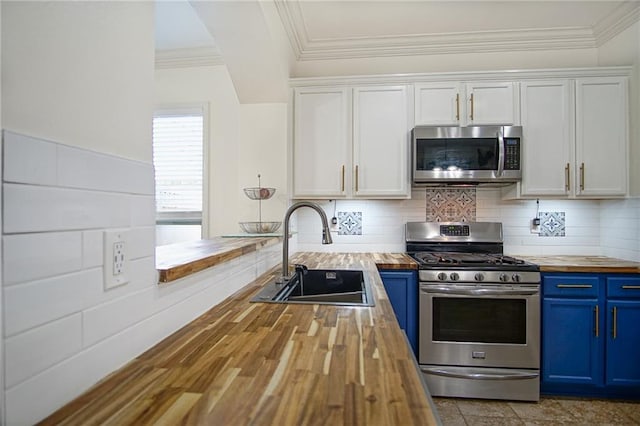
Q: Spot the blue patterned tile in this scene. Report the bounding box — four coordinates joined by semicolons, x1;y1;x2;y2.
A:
338;211;362;235
539;212;565;237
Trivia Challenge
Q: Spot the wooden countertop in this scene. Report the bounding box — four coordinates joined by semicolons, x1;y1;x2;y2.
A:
517;255;640;274
156;236;283;283
42;253;439;425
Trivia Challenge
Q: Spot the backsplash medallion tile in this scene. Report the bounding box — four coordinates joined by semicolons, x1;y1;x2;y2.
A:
425;188;476;222
539;211;566;237
338;211;362;235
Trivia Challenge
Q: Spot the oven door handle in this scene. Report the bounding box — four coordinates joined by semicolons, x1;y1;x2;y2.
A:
421;286;539;296
421;367;539;381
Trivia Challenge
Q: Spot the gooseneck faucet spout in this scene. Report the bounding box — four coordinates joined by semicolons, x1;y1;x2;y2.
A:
280;201;333;282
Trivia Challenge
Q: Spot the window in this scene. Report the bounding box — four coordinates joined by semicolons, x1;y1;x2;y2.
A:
153;108;205;245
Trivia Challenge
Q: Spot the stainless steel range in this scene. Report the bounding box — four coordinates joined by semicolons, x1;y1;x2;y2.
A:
406;221;541;402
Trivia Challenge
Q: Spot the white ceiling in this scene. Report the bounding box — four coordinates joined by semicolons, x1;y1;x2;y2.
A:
154;0;640;101
155;0;640;58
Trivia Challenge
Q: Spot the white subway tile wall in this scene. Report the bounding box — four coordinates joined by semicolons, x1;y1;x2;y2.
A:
600;198;640;261
1;131;283;425
295;188;639;261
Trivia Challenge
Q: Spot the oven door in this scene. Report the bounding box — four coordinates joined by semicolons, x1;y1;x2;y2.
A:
419;283;540;369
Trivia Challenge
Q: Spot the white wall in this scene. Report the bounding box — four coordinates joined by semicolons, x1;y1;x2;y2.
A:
1;1;153;162
294;189;606;257
0;2;4;422
0;2;258;424
598;21;640;196
155;65;241;236
154;66;289;236
1;131;283;425
238;103;289;226
600;198;640;261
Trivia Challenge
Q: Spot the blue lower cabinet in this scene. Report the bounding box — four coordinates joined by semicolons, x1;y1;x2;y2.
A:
542;297;602;387
541;273;640;399
379;270;417;355
606;299;640;389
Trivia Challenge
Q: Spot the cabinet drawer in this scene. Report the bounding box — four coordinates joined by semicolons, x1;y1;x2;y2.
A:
607;277;640;299
543;275;600;297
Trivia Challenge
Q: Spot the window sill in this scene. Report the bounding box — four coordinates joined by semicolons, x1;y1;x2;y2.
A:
156;236;284;283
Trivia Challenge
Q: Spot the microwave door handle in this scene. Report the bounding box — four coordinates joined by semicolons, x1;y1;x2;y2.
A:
497;127;505;177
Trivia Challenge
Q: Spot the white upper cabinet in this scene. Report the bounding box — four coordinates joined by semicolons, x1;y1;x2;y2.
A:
292;85;411;199
353;86;410;198
466;82;519;126
414;83;462;126
519;80;573;197
414;81;519;126
508;76;628;199
575;77;628;197
293;87;351;198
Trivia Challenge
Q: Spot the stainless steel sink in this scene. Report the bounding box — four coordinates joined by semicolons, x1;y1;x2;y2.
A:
251;269;374;306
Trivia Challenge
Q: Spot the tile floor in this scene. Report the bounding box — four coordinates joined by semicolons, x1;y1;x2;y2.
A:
433;396;640;425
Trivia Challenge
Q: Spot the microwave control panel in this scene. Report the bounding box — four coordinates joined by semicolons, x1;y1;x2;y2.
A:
504;138;521;170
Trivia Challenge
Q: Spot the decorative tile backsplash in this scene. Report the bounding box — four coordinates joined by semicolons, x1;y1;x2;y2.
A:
539;211;566;237
338;211;363;235
425;188;476;222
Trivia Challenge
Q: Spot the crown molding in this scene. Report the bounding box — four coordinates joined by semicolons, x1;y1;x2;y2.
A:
593;1;640;46
155;47;224;69
288;66;633;88
275;1;640;61
298;27;597;60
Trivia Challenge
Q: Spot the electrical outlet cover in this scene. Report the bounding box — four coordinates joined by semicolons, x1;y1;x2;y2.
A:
104;229;129;290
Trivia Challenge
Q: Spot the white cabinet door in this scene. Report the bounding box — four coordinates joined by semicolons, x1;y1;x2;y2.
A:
575;77;628;197
519;80;573;196
353;86;410;198
414;83;462;126
293;88;351;198
466;82;519;125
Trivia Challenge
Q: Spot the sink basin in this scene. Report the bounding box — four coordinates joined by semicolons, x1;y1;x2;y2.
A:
251;269;374;306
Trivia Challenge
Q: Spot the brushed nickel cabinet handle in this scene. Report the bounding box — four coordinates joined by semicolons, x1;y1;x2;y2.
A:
341;165;345;192
455;93;460;121
621;285;640;290
612;306;617;339
355;165;359;192
580;162;585;191
470;93;474;121
594;305;599;338
565;163;570;191
556;284;593;288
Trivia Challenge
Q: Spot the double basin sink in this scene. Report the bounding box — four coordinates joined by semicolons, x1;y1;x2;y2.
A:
251;268;374;307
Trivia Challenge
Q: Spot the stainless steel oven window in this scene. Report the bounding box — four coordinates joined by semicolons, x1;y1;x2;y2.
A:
432;297;527;344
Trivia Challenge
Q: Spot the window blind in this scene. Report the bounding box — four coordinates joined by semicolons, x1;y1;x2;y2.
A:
152;113;203;223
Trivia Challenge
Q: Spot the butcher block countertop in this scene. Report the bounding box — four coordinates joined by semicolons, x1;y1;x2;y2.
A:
42;252;439;426
517;255;640;274
156;236;283;283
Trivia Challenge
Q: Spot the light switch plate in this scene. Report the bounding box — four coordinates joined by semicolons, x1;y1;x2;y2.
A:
104;229;129;290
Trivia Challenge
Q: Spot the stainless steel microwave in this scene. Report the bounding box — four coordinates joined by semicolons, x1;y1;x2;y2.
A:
412;126;522;185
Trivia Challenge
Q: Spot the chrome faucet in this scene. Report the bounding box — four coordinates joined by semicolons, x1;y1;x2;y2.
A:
280;201;333;282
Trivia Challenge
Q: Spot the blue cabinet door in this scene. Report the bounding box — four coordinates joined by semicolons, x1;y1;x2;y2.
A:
542;297;602;386
606;299;640;389
379;270;417;354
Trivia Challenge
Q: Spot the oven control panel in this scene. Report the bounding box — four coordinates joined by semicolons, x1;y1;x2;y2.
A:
419;270;541;284
439;224;470;237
